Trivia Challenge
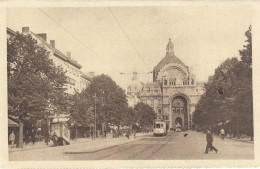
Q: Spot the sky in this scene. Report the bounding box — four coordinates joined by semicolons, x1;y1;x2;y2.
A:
6;6;252;90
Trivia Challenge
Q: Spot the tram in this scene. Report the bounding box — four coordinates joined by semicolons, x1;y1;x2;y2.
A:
153;120;167;136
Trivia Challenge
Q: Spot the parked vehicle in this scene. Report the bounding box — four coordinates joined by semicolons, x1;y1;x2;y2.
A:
176;125;181;132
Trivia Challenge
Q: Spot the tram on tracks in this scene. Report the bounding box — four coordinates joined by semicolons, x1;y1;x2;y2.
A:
153;119;167;137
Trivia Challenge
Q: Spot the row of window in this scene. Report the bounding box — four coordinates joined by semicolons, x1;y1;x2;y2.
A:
142;87;161;95
163;79;195;86
173;107;184;114
142;99;162;107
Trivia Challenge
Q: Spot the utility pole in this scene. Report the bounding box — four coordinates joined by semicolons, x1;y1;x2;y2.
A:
94;92;97;139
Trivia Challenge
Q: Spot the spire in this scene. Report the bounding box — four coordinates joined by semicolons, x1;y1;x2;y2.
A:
166;38;174;53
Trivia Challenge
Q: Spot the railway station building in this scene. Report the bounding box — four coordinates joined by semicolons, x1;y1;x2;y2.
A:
138;39;205;130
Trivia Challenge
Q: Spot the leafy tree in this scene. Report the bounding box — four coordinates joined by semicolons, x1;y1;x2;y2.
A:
7;33;67;147
133;102;156;132
193;26;253;139
240;25;252;66
84;74;128;130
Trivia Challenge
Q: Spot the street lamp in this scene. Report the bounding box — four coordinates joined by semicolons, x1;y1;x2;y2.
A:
94;93;97;139
161;71;167;121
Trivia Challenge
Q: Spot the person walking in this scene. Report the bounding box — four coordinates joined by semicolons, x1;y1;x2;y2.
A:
133;130;136;139
45;132;50;145
51;132;58;147
220;128;225;141
205;130;218;154
9;131;15;148
31;131;36;144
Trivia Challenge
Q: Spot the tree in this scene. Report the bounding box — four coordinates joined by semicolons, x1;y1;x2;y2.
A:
7;33;68;147
134;102;156;132
193;26;253;139
240;25;252;67
66;90;93;140
84;74;128;131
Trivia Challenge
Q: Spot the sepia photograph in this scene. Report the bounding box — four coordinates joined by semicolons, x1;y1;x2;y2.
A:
1;1;259;168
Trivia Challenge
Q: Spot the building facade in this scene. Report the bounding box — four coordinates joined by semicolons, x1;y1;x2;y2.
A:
8;27;93;123
20;27;92;95
139;39;205;130
126;71;144;107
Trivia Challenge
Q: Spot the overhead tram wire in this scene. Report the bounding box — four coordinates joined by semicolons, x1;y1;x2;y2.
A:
38;8;150;76
38;8;105;62
107;7;151;72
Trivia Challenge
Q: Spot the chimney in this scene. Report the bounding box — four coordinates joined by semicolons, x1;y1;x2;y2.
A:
22;27;29;35
36;33;47;41
67;52;71;59
50;40;55;48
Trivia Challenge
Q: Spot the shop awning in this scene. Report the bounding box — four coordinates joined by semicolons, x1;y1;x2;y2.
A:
8;118;19;127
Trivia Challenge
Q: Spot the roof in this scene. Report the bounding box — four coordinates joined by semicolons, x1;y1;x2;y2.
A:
7;27;16;36
153;39;189;81
154;52;188;74
30;31;82;69
8;118;19;127
144;82;161;88
80;71;92;81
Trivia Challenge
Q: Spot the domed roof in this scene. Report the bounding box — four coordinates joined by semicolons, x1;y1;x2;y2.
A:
153;39;189;81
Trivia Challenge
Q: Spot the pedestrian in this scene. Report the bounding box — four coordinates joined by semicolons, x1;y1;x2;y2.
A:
220;128;225;141
51;132;58;147
31;131;36;144
24;131;29;145
205;130;218;154
15;132;19;148
9;131;15;148
133;130;136;139
125;130;130;139
45;132;50;145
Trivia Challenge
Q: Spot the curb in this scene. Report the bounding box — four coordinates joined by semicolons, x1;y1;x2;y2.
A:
64;138;146;154
8;137;118;153
230;138;254;144
9;145;52;153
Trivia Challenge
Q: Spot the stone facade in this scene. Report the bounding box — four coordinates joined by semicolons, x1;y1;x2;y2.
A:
139;39;205;130
126;71;144;107
20;27;92;95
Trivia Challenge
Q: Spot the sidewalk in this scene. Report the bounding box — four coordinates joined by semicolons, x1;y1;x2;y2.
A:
9;132;151;153
9;133;152;160
212;134;254;144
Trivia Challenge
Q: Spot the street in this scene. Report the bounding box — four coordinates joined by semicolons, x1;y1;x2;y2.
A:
9;131;254;160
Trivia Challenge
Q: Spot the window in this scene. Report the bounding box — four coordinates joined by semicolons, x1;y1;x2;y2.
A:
172;108;175;114
158;99;162;105
169;79;174;85
164;79;167;85
158;108;162;114
191;79;194;85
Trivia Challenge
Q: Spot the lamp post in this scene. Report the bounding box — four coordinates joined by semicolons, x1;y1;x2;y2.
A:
161;71;167;121
94;92;97;139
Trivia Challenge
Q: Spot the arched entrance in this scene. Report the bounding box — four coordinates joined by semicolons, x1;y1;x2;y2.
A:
175;117;182;126
172;96;188;129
